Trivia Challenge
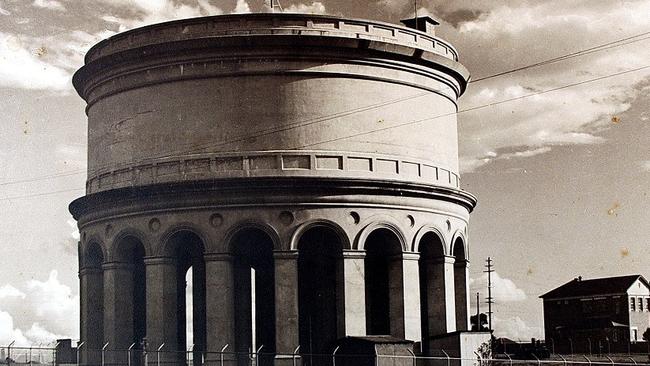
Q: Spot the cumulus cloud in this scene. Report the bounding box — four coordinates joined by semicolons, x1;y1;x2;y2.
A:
413;1;650;172
284;2;326;14
492;315;542;341
0;270;79;345
0;285;26;300
0;32;71;91
99;0;223;31
471;271;526;302
641;161;650;172
233;0;250;14
32;0;65;11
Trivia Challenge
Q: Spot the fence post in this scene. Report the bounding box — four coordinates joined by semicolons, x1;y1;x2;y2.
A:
583;355;591;366
628;357;637;365
128;343;135;366
156;343;165;366
406;348;416;366
219;344;229;366
77;341;85;366
8;340;15;362
255;345;263;366
557;354;566;366
54;341;61;366
441;349;451;366
293;346;300;366
29;346;33;366
189;344;194;366
101;342;109;366
605;355;614;366
504;353;513;366
331;346;339;366
531;353;540;366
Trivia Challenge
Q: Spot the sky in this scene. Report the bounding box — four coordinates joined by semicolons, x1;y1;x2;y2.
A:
0;0;649;345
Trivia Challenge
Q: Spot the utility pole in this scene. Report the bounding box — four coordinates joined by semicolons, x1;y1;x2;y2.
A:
475;292;480;330
484;257;495;331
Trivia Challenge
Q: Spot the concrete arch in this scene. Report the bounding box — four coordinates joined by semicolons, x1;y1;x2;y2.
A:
412;225;447;255
110;228;150;262
450;231;468;261
290;219;352;251
224;221;282;253
82;234;107;268
355;221;408;252
158;223;208;257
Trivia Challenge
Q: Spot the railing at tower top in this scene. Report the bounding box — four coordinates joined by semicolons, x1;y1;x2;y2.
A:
4;344;650;366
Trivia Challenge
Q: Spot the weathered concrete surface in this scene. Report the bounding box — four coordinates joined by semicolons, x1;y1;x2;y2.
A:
71;13;476;365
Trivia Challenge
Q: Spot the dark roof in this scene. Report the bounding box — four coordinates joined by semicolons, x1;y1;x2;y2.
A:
540;275;648;299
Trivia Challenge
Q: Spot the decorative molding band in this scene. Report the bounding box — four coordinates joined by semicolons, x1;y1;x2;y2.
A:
86;150;460;194
85;14;458;64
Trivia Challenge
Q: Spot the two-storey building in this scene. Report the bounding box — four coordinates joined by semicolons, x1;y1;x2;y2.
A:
540;275;650;354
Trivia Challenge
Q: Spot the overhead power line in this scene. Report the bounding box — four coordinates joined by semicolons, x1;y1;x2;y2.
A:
295;63;650;148
471;31;650;83
3;30;650;187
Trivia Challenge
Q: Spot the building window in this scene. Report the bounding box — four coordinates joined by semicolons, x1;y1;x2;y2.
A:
638;298;643;311
646;298;650;311
633;328;639;342
631;297;636;311
615;301;620;314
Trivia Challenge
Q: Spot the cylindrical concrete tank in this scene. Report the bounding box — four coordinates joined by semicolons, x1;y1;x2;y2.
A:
71;13;476;366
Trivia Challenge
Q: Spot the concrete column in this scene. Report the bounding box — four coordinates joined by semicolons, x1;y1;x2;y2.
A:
144;257;178;365
402;253;422;342
102;262;133;365
388;254;405;338
428;256;456;335
339;250;366;337
273;251;300;366
204;253;236;366
79;268;103;366
454;259;470;331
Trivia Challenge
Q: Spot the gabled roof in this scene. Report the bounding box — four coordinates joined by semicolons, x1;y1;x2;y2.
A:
540;275;649;299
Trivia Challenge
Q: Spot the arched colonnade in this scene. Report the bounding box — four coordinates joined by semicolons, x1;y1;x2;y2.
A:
79;219;470;366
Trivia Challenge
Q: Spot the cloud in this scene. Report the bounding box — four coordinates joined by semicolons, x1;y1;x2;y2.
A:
32;0;65;11
0;32;71;91
233;0;250;14
284;1;326;14
471;271;526;302
0;285;26;300
492;315;542;341
641;161;650;172
417;1;650;172
0;271;78;346
27;270;78;333
99;0;223;31
0;311;29;346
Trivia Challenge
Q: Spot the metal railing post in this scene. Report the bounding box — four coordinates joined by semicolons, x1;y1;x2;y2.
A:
219;344;228;366
605;355;614;366
255;345;263;366
583;355;591;366
406;348;416;366
531;353;540;366
558;353;567;366
54;341;61;366
628;357;637;365
441;349;451;366
292;346;300;366
128;343;135;366
504;353;513;366
156;343;165;366
77;341;85;366
29;346;33;366
8;340;15;362
189;344;194;366
101;342;109;366
332;346;339;366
